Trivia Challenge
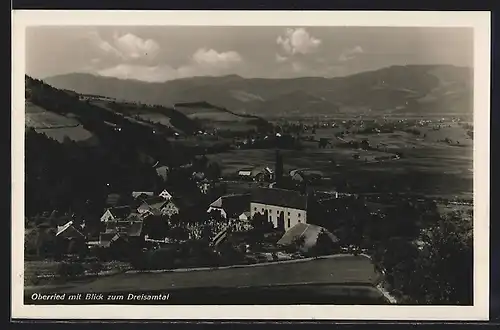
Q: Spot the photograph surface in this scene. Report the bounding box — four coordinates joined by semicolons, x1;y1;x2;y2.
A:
11;10;491;320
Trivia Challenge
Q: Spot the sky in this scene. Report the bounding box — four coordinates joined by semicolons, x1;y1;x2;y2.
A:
25;26;473;82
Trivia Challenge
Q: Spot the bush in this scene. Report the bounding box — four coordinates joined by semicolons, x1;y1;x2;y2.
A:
57;262;85;279
88;262;104;276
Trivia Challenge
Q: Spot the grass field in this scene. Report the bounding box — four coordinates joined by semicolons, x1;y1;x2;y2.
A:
35;254;380;294
24;260;132;286
207;122;472;199
25;102;80;128
136;113;174;128
26;102;96;143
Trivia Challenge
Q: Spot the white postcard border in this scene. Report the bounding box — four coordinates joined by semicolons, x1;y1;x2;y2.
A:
11;10;491;320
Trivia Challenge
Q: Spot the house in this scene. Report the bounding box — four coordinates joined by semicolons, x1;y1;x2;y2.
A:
291;171;306;183
238;168;253;180
235;211;253;231
159;189;173;201
137;196;169;216
132;191;154;200
252;166;274;182
162;198;181;217
56;221;85;239
100;206;132;223
238;211;251;221
250;187;308;231
277;223;339;253
207;194;251;220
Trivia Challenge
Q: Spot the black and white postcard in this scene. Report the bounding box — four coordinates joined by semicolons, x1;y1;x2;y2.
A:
11;10;491;321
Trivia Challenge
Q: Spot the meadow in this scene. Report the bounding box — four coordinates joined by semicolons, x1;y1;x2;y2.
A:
207;121;473;200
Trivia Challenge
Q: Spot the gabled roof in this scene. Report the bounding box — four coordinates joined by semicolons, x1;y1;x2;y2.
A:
56;221;85;238
139;196;168;211
107;206;132;219
277;223;338;251
127;221;144;237
132;191;154;199
170;196;197;210
125;212;143;222
239;211;251;218
251;188;308;210
209;194;251;218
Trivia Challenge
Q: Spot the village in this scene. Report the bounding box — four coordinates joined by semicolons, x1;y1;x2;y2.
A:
38;148;351;277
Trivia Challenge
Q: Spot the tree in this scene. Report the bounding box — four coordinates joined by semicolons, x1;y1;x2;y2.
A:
57;262;85;280
286;234;306;253
411;213;473;305
89;261;104;276
309;229;337;257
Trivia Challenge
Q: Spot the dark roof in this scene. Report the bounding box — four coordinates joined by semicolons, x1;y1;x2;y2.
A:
109;206;132;219
251;188;307;210
99;232;116;247
277;223;338;251
106;194;121;206
127;221;144;237
56;221;85;238
144;196;168;205
171;196;198;210
218;194;251;218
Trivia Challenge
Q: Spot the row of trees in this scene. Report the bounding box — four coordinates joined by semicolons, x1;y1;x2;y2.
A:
308;194;473;305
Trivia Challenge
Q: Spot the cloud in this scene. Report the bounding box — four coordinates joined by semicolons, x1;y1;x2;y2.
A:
113;33;160;59
277;28;322;56
339;46;364;62
86;31;124;59
192;48;242;67
96;47;243;82
97;64;179;82
87;31;160;61
275;53;288;63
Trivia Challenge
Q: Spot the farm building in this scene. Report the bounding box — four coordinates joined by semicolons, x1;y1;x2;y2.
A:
235;211;253;231
132;191;154;200
56;221;85;240
252;166;274;182
159;189;173;201
162;198;184;217
238;211;251;221
277;223;339;253
250;187;308;232
238;168;254;180
207;194;251;220
137;196;169;216
100;206;132;223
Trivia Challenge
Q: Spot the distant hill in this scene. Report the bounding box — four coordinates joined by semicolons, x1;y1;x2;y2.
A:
44;64;473;118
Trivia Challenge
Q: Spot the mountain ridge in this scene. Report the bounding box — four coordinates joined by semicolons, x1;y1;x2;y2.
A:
42;64;473;117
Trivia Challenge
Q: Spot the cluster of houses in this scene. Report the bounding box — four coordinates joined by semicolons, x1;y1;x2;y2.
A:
54;181;335;257
53;151;339;260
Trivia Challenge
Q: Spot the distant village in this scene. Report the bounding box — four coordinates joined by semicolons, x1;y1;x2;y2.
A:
49;149;344;268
